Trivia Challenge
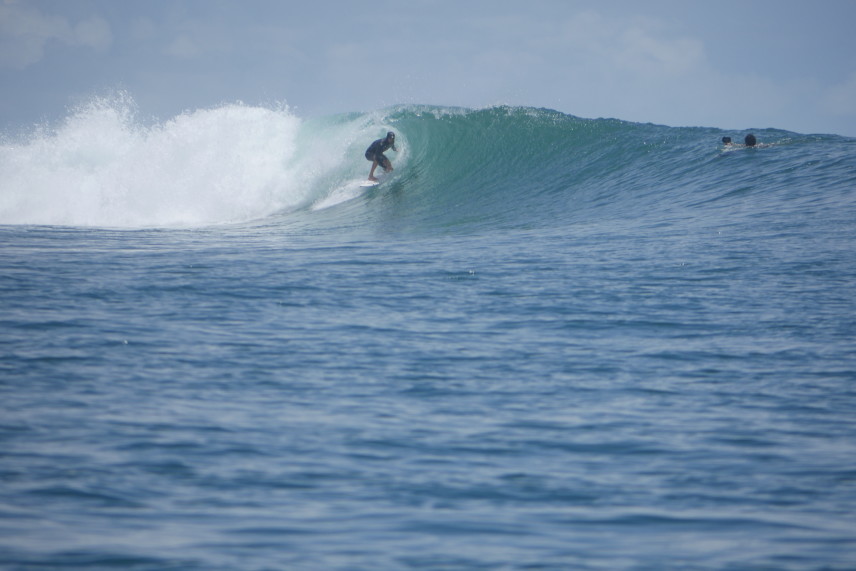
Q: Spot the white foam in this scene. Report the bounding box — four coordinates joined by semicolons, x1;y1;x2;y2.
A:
0;94;405;228
0;95;299;227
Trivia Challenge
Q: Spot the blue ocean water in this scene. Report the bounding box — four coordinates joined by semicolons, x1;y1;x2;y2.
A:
2;98;856;570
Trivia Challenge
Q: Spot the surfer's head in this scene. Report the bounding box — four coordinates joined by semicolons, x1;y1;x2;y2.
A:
722;137;732;145
386;131;395;141
744;133;757;147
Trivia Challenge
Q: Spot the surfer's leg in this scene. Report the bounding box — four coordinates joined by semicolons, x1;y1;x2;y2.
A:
368;159;379;181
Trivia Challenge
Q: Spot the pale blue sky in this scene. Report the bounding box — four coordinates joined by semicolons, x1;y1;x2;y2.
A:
2;0;855;136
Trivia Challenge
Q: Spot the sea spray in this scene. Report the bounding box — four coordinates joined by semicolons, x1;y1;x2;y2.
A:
0;95;388;227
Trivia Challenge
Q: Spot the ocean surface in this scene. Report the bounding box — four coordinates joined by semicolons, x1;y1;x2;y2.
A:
2;97;856;570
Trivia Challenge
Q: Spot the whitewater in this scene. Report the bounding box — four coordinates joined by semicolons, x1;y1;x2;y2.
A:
2;96;856;570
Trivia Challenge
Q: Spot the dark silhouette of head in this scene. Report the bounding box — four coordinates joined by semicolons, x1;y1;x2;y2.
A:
744;134;757;147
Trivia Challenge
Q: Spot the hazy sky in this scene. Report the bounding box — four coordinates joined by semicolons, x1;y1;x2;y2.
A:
2;0;855;136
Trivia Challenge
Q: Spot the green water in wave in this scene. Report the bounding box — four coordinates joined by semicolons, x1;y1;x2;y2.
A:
301;105;836;235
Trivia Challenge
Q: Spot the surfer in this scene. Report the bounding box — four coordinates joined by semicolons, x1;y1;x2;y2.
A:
744;133;757;147
722;137;733;146
365;131;397;182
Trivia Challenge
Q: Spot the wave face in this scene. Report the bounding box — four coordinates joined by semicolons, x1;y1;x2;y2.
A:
2;96;854;230
369;106;855;235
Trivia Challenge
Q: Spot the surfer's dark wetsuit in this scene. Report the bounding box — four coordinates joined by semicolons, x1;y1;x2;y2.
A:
365;137;396;170
365;131;398;181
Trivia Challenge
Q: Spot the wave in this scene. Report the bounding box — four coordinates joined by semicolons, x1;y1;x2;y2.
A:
1;94;853;231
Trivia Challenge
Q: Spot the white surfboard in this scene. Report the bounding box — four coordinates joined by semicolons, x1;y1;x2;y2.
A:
359;180;380;188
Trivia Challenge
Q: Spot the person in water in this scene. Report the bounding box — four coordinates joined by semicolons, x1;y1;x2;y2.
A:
365;131;397;182
721;134;761;148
